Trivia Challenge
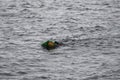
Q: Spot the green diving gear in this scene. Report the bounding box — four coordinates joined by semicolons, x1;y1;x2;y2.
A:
41;40;60;50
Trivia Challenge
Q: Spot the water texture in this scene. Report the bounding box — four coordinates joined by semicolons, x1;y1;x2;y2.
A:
0;0;120;80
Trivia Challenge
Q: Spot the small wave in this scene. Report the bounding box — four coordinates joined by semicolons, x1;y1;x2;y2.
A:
17;71;27;75
82;73;112;80
0;13;17;17
0;72;15;76
102;52;116;55
21;76;50;80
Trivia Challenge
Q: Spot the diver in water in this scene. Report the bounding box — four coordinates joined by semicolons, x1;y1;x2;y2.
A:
41;40;62;50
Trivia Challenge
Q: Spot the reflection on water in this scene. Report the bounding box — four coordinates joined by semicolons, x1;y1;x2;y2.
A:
0;0;120;80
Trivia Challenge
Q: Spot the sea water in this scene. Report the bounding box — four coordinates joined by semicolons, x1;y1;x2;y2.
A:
0;0;120;80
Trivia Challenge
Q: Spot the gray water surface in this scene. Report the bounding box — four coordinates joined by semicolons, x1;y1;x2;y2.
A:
0;0;120;80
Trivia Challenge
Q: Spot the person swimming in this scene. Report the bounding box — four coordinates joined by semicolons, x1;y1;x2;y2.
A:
41;40;62;50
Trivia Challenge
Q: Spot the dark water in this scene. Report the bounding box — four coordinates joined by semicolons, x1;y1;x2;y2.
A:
0;0;120;80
